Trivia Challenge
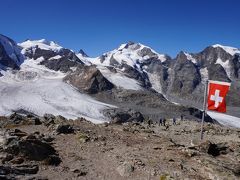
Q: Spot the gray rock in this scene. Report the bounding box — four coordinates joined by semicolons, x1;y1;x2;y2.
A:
4;132;60;164
0;164;39;175
116;161;134;177
104;108;144;124
169;52;201;95
0;34;24;69
55;124;74;134
78;49;88;57
39;49;84;73
64;65;114;94
198;141;228;156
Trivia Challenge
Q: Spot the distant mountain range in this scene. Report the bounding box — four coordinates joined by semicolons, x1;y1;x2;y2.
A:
0;34;239;125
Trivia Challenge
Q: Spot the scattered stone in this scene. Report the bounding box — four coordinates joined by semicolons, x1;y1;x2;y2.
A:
116;161;134;177
77;133;90;143
3;132;60;163
232;164;240;176
198;140;228;156
9;113;25;124
0;164;39;175
55;124;74;134
1;154;14;164
32;117;42;125
43;155;61;166
42;136;54;143
43;114;55;121
9;129;28;137
9;157;24;164
153;146;162;150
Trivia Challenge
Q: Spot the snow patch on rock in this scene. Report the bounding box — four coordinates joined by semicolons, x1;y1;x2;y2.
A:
212;44;240;56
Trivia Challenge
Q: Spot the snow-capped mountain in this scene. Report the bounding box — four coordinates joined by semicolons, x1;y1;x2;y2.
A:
19;39;63;53
212;44;240;56
77;41;172;90
93;41;168;67
0;33;239;125
0;36;115;123
162;45;240;108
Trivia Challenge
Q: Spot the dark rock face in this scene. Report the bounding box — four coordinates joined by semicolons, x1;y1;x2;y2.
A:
29;48;85;73
25;47;56;60
78;49;88;57
109;55;120;66
22;45;84;73
40;55;83;73
64;65;114;94
121;63;151;88
169;52;201;95
208;63;231;82
143;58;171;94
0;34;24;69
193;46;233;67
229;55;240;78
137;47;158;58
0;43;19;69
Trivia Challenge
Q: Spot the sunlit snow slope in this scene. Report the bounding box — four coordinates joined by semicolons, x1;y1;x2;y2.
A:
0;58;114;123
207;111;240;128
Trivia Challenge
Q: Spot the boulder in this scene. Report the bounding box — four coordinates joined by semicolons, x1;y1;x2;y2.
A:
55;124;74;134
3;132;61;165
116;161;134;177
0;164;39;176
198;140;228;156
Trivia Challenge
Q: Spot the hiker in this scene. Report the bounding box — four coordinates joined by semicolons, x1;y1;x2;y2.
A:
159;118;163;126
163;118;166;126
147;118;152;127
173;117;176;125
180;115;184;121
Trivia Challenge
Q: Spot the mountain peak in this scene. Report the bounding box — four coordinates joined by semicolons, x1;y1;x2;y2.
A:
19;39;63;53
78;49;88;57
212;44;240;56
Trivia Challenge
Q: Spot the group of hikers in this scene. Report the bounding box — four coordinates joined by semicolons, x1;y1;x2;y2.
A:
158;115;184;126
146;115;184;129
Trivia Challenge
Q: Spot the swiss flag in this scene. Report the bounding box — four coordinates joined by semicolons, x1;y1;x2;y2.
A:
207;80;231;113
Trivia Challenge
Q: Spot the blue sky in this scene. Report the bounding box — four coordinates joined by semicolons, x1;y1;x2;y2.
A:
1;0;240;57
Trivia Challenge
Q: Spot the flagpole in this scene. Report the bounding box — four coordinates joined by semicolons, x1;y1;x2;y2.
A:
200;80;208;140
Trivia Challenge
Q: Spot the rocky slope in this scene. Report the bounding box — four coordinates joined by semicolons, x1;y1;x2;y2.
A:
0;113;239;179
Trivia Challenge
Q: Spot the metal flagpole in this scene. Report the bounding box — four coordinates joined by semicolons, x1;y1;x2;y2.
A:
200;80;208;140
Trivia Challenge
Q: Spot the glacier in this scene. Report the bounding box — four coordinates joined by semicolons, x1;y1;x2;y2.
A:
0;57;114;123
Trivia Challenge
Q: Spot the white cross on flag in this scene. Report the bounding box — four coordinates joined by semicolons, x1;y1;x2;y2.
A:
207;80;231;113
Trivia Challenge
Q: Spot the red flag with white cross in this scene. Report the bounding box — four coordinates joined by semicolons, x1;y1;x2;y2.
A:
207;80;231;113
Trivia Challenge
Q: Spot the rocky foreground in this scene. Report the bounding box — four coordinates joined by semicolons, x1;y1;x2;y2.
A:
0;114;240;180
